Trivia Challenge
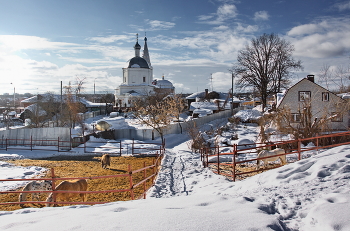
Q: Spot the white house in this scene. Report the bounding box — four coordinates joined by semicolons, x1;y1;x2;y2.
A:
277;75;349;131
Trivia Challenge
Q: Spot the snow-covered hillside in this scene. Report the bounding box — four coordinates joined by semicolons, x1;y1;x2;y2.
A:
0;122;350;230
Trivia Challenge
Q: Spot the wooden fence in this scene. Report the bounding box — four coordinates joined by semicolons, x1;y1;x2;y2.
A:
201;131;350;181
0;151;163;207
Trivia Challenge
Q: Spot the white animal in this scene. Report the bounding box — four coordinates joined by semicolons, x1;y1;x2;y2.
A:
257;148;287;170
19;180;52;207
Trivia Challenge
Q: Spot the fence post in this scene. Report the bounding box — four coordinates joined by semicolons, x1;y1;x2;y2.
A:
119;141;122;156
5;138;7;151
30;136;33;151
232;144;236;182
58;137;60;152
51;168;57;207
143;162;146;199
132;139;134;155
298;139;301;160
217;147;220;175
128;164;134;200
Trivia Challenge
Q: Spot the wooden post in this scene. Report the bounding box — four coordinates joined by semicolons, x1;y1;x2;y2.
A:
143;162;146;199
232;144;236;182
217;147;220;175
5;138;7;151
57;137;60;152
119;141;122;156
298;139;301;160
132;139;134;155
51;168;56;207
128;164;134;200
30;136;33;151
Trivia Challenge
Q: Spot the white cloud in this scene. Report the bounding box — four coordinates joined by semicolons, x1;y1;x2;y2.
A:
286;17;350;58
88;35;131;44
287;23;322;36
197;4;238;25
145;19;176;31
0;35;77;51
211;72;233;92
253;11;269;21
334;1;350;11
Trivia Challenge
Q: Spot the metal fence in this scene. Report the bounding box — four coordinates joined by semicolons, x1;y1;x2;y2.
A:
201;131;350;181
0;151;164;207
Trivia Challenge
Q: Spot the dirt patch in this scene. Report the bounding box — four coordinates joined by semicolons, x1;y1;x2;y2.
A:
1;155;157;211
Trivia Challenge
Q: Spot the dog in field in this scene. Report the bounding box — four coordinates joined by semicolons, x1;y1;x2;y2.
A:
101;154;111;169
45;179;88;207
19;180;52;207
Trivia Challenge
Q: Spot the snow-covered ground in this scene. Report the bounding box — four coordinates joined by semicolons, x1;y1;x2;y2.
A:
0;119;350;230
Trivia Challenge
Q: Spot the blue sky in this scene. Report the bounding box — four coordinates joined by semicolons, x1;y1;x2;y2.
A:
0;0;349;95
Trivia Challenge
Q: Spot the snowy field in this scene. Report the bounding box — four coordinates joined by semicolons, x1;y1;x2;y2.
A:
0;119;350;230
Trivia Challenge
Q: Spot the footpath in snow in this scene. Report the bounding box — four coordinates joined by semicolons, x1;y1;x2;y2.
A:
0;125;350;230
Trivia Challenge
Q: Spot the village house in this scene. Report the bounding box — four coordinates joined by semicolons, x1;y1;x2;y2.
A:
277;75;349;131
20;93;108;122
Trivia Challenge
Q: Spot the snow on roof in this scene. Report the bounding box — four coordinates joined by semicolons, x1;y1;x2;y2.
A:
193;108;213;117
23;104;47;116
338;92;350;99
190;101;218;111
186;91;206;99
21;94;105;108
233;109;262;122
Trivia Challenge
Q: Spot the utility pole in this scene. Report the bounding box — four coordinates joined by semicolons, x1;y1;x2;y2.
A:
10;83;15;113
231;72;235;115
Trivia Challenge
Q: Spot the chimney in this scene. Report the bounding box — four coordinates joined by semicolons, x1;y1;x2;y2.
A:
205;89;208;98
307;75;315;83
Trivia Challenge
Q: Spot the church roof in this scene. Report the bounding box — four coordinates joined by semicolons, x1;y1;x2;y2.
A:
155;79;174;89
128;56;149;68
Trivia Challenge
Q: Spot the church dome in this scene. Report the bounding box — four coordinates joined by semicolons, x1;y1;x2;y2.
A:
155;79;174;89
128;57;149;68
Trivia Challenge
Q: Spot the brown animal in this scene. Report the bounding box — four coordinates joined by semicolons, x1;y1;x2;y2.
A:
46;179;88;207
101;154;111;169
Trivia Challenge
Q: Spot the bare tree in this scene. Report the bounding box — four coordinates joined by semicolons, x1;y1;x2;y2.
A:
232;33;303;109
100;92;115;115
319;58;350;93
63;82;86;129
133;93;185;144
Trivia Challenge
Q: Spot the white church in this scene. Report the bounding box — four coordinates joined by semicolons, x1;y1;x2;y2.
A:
115;35;174;108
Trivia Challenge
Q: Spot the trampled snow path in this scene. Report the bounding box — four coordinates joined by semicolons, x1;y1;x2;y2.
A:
148;140;228;199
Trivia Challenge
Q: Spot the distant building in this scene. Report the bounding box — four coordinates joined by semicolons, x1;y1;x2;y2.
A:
115;35;174;108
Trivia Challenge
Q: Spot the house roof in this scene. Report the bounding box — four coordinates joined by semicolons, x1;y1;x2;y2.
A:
21;94;106;108
277;78;345;108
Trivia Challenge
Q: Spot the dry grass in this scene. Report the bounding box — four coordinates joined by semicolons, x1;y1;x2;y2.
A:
1;155;156;211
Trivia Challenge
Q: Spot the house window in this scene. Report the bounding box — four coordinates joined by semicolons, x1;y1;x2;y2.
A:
299;91;311;101
331;112;343;122
143;77;146;82
291;113;301;123
322;92;329;101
